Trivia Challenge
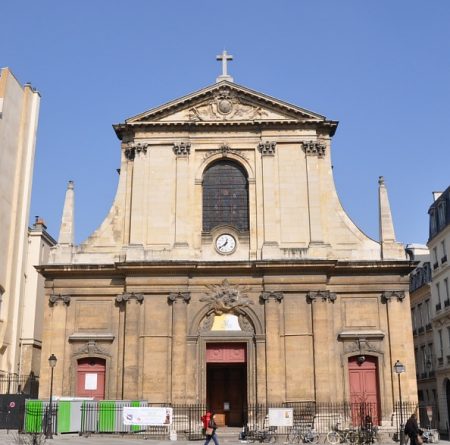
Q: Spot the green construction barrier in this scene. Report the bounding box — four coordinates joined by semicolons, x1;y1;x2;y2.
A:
25;400;44;433
98;400;116;432
131;400;141;432
57;400;71;433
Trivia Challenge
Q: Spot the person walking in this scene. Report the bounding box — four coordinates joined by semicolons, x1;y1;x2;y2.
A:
404;413;422;445
203;413;220;445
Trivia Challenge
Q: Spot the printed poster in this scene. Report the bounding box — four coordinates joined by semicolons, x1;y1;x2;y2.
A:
268;408;293;427
123;407;173;426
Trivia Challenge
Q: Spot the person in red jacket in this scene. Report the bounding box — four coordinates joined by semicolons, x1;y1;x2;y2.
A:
203;413;220;445
201;411;211;434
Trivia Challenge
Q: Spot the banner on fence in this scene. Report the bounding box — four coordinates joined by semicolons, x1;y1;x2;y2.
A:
268;408;293;427
123;407;173;426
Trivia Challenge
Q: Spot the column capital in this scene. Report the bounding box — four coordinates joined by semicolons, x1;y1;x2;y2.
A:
306;290;336;303
258;141;276;156
49;294;71;306
168;292;191;304
302;141;326;158
173;142;191;156
260;291;283;303
124;142;149;160
381;290;405;303
115;292;144;304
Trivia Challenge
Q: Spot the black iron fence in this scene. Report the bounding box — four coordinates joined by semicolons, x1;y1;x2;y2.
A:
18;400;440;438
0;373;39;398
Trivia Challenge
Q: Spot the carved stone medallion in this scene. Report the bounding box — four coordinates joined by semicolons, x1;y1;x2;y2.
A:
200;279;254;315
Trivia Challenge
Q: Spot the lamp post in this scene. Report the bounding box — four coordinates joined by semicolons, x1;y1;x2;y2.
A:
46;354;57;439
394;360;406;445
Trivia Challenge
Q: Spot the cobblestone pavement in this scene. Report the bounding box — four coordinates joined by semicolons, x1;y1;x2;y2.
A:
0;431;448;445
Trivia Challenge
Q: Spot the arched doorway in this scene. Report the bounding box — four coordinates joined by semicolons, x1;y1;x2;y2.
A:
348;356;380;425
76;357;106;400
206;342;247;427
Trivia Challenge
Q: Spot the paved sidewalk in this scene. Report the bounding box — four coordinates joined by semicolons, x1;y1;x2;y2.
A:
0;432;448;445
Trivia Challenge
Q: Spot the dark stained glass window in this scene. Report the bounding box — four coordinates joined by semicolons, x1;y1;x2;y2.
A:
203;161;249;232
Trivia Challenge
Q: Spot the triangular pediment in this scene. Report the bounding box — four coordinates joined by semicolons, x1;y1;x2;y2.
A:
125;81;327;125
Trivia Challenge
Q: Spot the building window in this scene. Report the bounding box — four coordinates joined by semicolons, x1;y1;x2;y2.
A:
430;209;437;236
433;247;439;269
438;202;446;229
445;279;450;305
202;160;249;232
438;330;444;358
425;299;431;325
428;343;434;369
442;240;448;263
436;282;442;311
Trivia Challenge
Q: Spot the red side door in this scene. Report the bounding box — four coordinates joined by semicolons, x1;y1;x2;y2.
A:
76;358;106;400
348;356;380;425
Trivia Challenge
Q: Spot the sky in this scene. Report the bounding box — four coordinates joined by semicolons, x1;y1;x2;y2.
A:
2;1;450;246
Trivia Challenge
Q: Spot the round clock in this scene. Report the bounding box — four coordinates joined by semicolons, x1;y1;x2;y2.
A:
215;234;236;254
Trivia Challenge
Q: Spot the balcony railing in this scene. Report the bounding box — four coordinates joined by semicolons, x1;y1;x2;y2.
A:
426;323;432;331
442;255;447;264
445;300;450;308
436;303;442;311
434;262;439;270
438;356;444;365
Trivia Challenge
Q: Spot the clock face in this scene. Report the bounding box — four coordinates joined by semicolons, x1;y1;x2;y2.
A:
215;234;236;254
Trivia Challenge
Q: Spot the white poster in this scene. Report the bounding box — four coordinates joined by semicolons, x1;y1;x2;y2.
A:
85;373;97;390
268;408;293;427
123;407;173;426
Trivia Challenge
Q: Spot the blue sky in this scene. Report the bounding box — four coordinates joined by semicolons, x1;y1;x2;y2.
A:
2;1;450;246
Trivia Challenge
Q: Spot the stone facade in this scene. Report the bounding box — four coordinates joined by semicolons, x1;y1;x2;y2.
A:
428;187;450;430
39;79;416;424
0;67;41;376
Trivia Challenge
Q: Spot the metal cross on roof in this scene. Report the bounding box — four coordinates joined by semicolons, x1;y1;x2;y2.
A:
216;50;234;83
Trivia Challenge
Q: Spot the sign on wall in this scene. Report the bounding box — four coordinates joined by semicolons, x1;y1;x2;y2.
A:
123;407;173;426
268;408;293;427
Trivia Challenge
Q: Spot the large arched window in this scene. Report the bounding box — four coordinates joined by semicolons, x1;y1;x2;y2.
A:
202;160;249;232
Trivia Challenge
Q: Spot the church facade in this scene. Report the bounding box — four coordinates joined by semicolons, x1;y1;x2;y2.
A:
38;65;417;426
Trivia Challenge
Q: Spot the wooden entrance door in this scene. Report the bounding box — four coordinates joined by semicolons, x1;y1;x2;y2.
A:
348;356;380;425
206;343;247;427
76;358;106;400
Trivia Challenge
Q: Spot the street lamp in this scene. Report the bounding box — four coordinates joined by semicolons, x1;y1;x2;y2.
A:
46;354;57;439
394;360;406;445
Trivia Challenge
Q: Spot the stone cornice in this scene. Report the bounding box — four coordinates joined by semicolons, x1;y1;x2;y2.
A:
49;294;71;306
168;292;191;304
37;259;417;278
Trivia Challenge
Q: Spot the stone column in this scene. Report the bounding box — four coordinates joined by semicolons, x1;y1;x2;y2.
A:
261;291;284;403
168;292;191;403
382;291;416;404
128;143;149;245
259;142;279;253
307;291;336;402
173;143;191;248
116;292;144;400
302;141;326;245
40;294;70;398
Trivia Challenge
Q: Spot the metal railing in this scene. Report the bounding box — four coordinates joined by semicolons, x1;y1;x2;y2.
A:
0;373;39;398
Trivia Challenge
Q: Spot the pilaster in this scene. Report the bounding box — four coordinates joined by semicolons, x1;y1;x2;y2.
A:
303;141;326;246
168;292;191;402
260;291;284;402
307;290;336;402
116;292;144;399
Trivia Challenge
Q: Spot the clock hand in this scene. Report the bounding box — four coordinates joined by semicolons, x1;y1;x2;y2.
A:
220;240;228;248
